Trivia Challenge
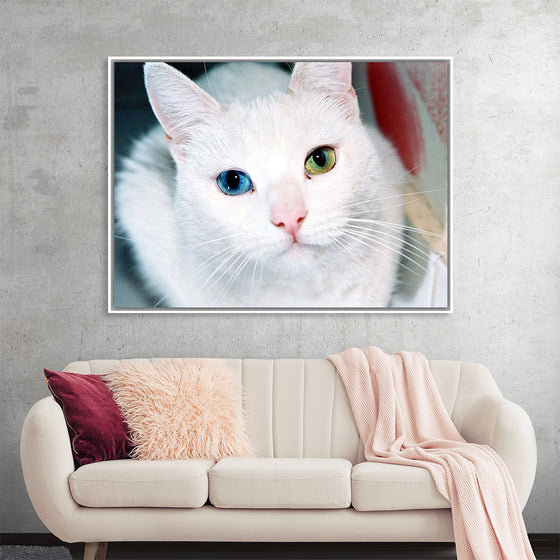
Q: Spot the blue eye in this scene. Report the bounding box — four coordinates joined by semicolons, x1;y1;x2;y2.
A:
216;170;253;195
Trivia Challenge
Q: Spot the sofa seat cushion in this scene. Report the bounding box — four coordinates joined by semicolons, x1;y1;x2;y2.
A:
209;457;352;509
69;459;214;508
351;462;450;511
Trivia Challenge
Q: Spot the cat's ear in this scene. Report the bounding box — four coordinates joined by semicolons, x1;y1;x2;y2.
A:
144;62;221;158
288;62;359;120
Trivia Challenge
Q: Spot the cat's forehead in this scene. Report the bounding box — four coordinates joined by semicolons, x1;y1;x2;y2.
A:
185;90;363;184
221;91;347;149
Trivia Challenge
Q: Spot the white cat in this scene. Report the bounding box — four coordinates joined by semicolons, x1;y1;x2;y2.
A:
115;62;411;308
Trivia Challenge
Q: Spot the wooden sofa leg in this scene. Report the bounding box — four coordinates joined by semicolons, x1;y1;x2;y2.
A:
84;542;98;560
84;542;108;560
97;542;108;560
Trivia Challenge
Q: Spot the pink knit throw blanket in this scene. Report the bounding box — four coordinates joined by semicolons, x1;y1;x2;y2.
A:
327;347;535;560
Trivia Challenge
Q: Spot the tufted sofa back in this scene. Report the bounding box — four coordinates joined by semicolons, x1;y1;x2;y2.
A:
63;358;502;465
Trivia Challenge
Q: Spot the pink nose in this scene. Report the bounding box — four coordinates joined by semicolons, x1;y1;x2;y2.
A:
271;210;307;242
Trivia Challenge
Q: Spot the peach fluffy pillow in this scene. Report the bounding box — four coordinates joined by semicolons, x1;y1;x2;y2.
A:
104;359;252;461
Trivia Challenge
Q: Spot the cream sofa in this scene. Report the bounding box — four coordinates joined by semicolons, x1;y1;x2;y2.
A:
21;358;537;560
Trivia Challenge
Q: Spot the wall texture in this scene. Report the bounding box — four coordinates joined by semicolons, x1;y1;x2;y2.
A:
1;0;558;534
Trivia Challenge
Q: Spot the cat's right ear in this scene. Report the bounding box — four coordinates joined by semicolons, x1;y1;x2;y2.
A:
288;62;359;121
144;62;221;159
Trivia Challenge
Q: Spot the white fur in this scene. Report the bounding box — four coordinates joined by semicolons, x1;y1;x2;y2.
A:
116;62;408;308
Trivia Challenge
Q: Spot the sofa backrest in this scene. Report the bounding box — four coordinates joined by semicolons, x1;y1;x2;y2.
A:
63;358;503;464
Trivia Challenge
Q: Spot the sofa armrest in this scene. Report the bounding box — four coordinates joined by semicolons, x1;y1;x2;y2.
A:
460;395;537;509
21;397;79;540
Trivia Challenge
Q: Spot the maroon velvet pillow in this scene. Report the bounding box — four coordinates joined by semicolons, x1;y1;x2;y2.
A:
44;369;132;467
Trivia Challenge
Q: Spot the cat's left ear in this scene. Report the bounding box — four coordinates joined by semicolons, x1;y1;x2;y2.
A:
288;62;359;120
144;62;221;159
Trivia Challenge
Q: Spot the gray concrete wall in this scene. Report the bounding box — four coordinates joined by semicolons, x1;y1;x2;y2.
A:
1;0;558;534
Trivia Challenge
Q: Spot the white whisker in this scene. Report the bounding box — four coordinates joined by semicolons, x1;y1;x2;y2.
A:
341;229;428;276
348;193;437;215
346;223;432;262
382;194;435;212
258;254;264;287
329;236;362;265
250;256;262;305
350;218;446;238
215;254;250;304
178;231;247;249
199;248;242;291
346;227;429;271
203;62;217;100
340;187;444;212
340;229;416;276
189;245;233;279
205;250;247;294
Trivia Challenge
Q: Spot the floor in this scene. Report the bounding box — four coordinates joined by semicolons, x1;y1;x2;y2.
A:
2;537;557;560
60;539;558;560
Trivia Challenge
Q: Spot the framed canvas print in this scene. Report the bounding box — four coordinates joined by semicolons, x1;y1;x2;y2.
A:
109;57;451;313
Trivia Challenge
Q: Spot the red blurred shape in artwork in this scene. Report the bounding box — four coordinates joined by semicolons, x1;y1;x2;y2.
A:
367;62;424;176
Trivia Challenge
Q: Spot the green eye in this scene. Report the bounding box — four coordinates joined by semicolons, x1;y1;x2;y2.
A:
305;146;336;175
